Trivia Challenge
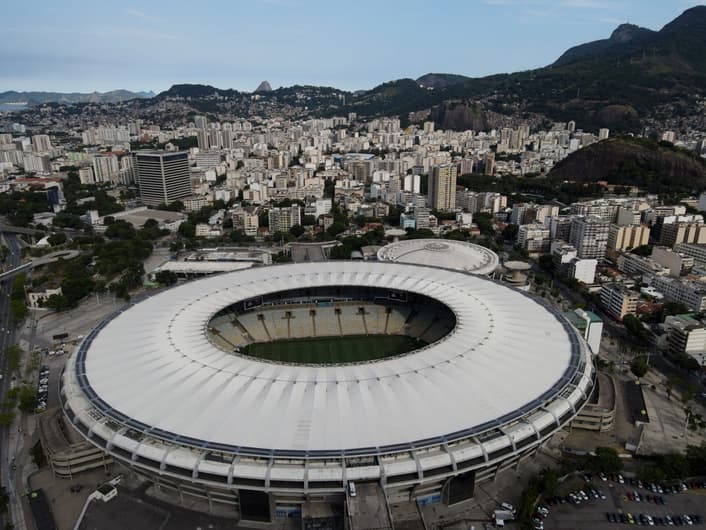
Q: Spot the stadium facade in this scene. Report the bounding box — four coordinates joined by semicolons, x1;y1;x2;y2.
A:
61;261;594;517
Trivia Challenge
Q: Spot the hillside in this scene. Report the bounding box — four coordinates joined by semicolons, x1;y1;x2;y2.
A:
553;23;656;67
416;73;471;90
0;89;153;105
547;137;706;193
348;6;706;128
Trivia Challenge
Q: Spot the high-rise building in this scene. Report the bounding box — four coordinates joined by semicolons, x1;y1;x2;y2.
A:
92;154;120;183
31;134;52;152
569;216;610;259
660;221;706;248
429;164;457;212
194;115;207;129
136;151;191;206
607;224;650;253
196;130;209;150
268;205;302;233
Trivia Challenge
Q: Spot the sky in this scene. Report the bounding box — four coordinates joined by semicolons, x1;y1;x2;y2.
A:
1;0;704;94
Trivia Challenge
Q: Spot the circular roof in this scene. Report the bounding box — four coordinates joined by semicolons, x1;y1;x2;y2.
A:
377;239;500;275
77;261;581;454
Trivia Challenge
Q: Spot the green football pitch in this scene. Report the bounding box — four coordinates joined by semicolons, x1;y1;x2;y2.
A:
239;334;427;364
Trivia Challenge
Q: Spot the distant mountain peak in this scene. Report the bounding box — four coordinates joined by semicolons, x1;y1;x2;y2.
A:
255;80;272;92
609;23;650;43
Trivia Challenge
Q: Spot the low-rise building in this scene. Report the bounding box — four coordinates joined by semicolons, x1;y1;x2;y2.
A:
617;253;670;279
28;287;62;308
651;246;694;277
563;308;603;353
649;276;706;312
600;283;639;320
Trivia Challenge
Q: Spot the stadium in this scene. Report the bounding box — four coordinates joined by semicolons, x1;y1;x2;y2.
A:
376;238;500;275
61;261;594;520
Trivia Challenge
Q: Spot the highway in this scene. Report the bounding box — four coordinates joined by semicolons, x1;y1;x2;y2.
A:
0;233;28;530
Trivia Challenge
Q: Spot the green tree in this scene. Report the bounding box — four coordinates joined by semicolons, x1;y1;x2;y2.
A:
327;222;346;237
17;386;37;413
631;245;653;257
178;221;196;238
44;293;70;311
155;270;178;286
585;447;623;474
631;357;649;378
4;346;23;373
104;220;136;240
10;299;28;325
623;314;649;343
502;223;519;242
289;224;305;237
47;233;67;246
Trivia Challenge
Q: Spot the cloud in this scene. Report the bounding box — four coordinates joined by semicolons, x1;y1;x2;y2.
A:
126;8;147;18
125;7;164;24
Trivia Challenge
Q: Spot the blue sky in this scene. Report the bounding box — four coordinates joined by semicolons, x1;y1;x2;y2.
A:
1;0;703;93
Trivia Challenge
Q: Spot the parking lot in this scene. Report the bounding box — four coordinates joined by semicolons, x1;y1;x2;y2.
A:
538;475;706;529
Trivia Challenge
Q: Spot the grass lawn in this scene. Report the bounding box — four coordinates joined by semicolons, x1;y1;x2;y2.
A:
240;334;426;364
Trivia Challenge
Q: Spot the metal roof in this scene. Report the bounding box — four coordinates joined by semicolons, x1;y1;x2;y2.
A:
376;239;500;275
74;261;580;455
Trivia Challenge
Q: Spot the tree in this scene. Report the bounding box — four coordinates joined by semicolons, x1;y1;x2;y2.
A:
585;447;623;474
289;224;305;237
155;270;178;286
104;220;136;240
474;212;495;236
327;222;346;238
47;233;67;246
303;215;317;226
178;221;196;238
623;314;649;343
631;245;652;257
10;299;28;325
4;346;23;373
45;293;70;311
502;223;519;242
17;386;37;413
631;357;649;378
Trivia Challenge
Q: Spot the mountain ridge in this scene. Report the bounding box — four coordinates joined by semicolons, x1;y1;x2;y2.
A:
0;89;154;106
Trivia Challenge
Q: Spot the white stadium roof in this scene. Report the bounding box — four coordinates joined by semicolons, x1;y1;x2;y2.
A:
376;239;500;275
68;261;587;456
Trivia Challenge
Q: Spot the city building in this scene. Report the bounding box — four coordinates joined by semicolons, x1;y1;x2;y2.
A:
428;163;457;211
607;224;650;253
650;247;694;277
674;243;706;269
563;308;603;354
649;277;706;312
663;314;706;368
516;224;551;254
600;283;639;320
268;204;302;233
616;253;670;279
136;151;191;206
660;219;706;248
569;216;610;259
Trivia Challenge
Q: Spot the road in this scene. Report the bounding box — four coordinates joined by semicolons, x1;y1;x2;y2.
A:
0;232;29;530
